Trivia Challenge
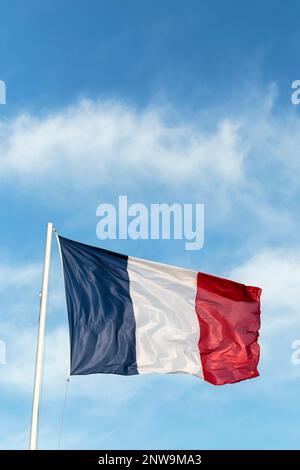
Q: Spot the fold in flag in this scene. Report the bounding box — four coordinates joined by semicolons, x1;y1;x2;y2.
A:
58;236;262;385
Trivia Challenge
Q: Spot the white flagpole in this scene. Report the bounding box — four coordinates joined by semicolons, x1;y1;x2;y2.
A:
29;222;54;450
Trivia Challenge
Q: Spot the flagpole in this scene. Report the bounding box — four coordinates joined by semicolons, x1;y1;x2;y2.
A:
29;222;54;450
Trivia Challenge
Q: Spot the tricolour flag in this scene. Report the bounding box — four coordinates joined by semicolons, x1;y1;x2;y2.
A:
58;236;261;385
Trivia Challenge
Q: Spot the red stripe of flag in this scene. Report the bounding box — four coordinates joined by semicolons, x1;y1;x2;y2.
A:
195;272;262;385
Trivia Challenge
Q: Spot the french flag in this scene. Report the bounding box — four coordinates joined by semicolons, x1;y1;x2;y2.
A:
58;236;262;385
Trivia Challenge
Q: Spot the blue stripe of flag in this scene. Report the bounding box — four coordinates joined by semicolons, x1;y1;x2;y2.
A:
58;236;138;376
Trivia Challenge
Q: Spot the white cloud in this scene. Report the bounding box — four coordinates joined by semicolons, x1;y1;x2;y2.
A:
0;99;245;189
2;88;299;247
0;89;299;240
230;249;300;324
0;262;41;289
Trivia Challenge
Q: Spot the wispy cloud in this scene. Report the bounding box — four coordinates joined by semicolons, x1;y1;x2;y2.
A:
230;249;300;318
0;262;41;289
0;99;246;189
0;88;298;236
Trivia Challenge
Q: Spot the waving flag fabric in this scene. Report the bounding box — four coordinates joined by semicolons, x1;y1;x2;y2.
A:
58;236;261;385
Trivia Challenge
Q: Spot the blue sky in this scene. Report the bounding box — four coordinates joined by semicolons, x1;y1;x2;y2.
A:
1;0;300;449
